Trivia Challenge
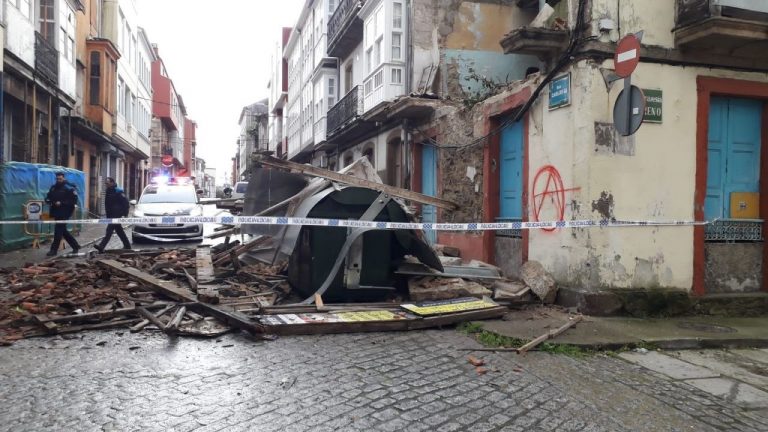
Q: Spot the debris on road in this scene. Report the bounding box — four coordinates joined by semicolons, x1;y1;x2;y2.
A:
408;277;492;301
521;260;558;304
0;157;540;344
468;355;485;366
516;314;583;355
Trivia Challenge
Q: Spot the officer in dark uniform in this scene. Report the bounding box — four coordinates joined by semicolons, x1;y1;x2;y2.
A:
94;177;131;252
45;171;80;256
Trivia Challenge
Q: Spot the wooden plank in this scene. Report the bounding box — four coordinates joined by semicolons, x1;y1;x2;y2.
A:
196;246;215;282
165;306;187;332
136;306;171;333
54;318;142;334
182;268;197;290
261;306;507;336
34;315;59;333
36;303;171;325
213;236;272;266
256;155;459;210
516;315;583;355
97;259;265;334
229;249;242;270
130;304;176;333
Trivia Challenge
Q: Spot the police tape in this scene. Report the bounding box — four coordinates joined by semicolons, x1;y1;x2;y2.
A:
0;216;714;231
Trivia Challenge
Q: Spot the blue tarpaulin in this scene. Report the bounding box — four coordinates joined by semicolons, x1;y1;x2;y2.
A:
0;162;86;251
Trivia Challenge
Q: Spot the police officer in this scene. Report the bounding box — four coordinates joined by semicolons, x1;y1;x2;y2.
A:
45;171;80;256
94;177;131;252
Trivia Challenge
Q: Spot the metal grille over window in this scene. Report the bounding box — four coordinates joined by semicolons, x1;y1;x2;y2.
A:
495;218;522;238
705;219;764;242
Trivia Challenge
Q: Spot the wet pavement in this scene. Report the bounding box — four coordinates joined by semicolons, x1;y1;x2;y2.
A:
0;204;233;269
1;329;767;432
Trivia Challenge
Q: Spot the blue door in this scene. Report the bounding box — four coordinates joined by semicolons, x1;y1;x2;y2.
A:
421;145;437;243
500;119;524;220
705;97;762;220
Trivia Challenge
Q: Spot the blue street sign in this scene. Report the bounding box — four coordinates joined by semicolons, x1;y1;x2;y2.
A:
549;73;571;110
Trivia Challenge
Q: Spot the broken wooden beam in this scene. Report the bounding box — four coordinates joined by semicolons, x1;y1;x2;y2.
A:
130;304;176;333
97;259;265;334
516;315;584;355
212;236;272;267
136;306;170;333
255;154;459;210
165;306;187;333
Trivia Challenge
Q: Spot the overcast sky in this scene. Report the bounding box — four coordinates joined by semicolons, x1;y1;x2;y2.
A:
135;0;304;183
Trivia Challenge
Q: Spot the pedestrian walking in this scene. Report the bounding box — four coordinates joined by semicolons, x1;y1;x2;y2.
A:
45;171;80;257
94;177;131;252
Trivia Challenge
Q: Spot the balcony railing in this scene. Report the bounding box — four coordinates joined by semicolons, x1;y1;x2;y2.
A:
327;86;363;135
327;0;365;58
35;32;58;85
676;0;768;28
674;0;768;49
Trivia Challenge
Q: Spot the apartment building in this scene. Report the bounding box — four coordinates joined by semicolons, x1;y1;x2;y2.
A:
267;27;291;159
2;0;80;167
472;0;768;296
237;100;268;180
271;0;768;300
149;44;186;177
284;0;338;163
100;0;151;199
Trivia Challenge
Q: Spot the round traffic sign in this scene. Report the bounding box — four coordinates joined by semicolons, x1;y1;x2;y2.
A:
614;35;641;78
613;85;646;136
162;154;174;167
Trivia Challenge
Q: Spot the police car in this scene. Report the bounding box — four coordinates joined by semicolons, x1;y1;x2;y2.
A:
130;177;205;242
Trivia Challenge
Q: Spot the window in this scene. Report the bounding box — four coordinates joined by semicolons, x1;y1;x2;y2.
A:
363;147;374;167
89;52;101;105
391;68;402;84
374;70;383;88
39;0;55;44
366;48;372;74
14;0;32;19
118;78;125;116
364;80;373;96
392;33;401;60
393;2;403;28
328;77;336;107
374;39;381;65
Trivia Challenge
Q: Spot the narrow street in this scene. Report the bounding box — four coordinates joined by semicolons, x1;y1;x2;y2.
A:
3;0;768;431
1;329;767;432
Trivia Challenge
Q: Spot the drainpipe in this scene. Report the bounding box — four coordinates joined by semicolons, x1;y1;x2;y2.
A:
54;101;61;166
405;0;413;95
0;72;4;163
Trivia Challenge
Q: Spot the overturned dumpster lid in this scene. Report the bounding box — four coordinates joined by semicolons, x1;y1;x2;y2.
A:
286;186;443;302
241;157;443;303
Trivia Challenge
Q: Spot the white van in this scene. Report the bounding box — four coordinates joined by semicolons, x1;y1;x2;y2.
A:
232;181;248;210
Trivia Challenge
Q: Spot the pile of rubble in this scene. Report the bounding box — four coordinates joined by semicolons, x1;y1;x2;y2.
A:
0;238;289;345
0;234;562;346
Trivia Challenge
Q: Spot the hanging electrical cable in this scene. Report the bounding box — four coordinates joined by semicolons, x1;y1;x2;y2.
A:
407;0;590;151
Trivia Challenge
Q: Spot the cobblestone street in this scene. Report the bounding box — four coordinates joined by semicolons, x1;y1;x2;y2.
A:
1;329;767;432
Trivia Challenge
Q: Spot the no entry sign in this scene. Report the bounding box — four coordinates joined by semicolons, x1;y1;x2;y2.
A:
614;35;641;78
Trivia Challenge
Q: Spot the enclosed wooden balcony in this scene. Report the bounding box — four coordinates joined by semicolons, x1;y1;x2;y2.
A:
327;0;366;59
675;0;768;54
35;32;58;85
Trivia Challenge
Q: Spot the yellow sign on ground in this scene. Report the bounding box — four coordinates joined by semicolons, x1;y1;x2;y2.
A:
261;310;407;326
401;297;498;316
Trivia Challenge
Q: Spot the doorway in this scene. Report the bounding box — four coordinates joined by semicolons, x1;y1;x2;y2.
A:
421;144;437;244
704;96;764;293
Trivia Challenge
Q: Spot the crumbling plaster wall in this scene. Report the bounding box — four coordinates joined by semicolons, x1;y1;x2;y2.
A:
430;103;485;224
589;0;675;48
529;59;768;292
412;0;538;98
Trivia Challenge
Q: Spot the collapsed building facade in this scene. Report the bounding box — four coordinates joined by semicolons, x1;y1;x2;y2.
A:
266;0;768;299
